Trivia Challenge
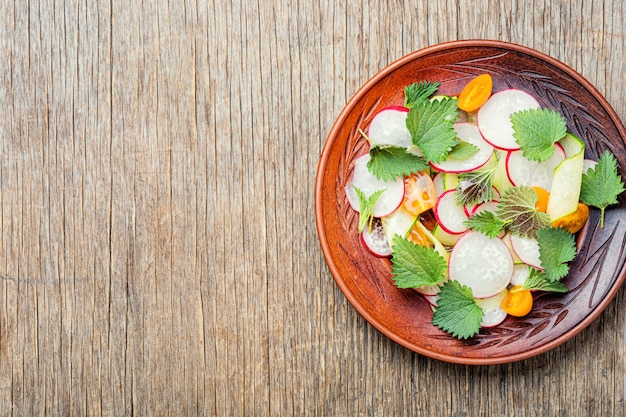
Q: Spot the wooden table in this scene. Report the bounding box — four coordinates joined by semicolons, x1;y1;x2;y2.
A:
1;0;624;415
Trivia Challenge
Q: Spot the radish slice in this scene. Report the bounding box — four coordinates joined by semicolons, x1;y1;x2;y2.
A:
505;144;565;191
477;89;540;150
476;289;508;327
430;123;495;173
583;159;597;174
510;264;531;286
367;106;412;148
344;153;405;217
434;190;469;235
360;218;392;257
509;234;542;269
422;293;440;307
415;281;445;296
449;232;514;298
470;200;500;216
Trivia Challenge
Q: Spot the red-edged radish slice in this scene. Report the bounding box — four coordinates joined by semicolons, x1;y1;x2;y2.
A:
470;200;500;216
433;190;469;235
509;234;543;269
344;153;405;217
510;264;531;286
477;89;540;150
583;159;597;174
430;123;495;173
422;293;440;307
505;144;566;191
360;218;392;257
449;232;514;298
476;289;508;328
367;106;412;148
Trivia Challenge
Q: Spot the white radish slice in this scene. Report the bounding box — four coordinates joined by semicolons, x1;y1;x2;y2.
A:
476;289;508;328
360;218;392;257
367;106;412;148
509;234;543;269
505;144;565;191
344;153;405;217
434;190;469;235
503;233;523;264
470;200;500;216
510;264;531;286
430;123;495;173
422;293;440;307
415;281;445;296
449;232;514;299
583;159;597;174
477;89;540;150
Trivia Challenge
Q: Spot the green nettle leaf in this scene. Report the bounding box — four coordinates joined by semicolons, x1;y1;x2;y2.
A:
354;187;385;234
511;108;568;162
496;186;551;238
455;165;496;206
390;235;448;289
368;145;429;181
464;210;508;239
580;151;626;228
522;268;569;293
406;97;459;163
432;280;483;340
447;140;480;161
536;227;576;282
404;81;440;108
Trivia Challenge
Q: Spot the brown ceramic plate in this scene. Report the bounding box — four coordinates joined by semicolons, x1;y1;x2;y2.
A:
315;40;626;365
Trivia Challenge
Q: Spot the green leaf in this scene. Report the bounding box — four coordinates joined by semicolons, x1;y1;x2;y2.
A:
447;140;480;161
522;269;569;293
496;186;551;238
368;144;429;181
464;210;508;238
390;235;448;289
511;108;568;162
404;81;440;108
580;151;625;228
432;280;483;340
536;227;576;281
455;164;496;206
354;187;385;234
406;97;459;163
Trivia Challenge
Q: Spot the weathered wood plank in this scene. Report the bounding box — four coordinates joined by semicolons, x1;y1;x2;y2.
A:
0;0;624;415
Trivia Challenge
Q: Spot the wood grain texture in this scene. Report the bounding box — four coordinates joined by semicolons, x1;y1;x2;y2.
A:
0;0;624;415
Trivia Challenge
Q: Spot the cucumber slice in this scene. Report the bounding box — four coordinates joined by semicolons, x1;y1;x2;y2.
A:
546;133;585;221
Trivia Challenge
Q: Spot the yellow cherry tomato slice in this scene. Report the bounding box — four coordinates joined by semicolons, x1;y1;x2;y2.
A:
551;202;589;234
458;73;493;112
406;223;432;248
501;286;533;317
403;172;436;216
531;186;550;213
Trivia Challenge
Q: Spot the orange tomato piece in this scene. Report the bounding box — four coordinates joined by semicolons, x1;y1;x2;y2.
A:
406;223;431;247
551;202;589;234
531;186;550;212
458;73;493;112
403;172;436;216
501;286;533;317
